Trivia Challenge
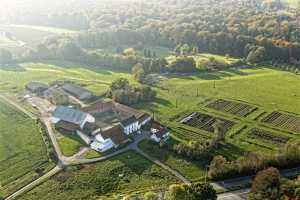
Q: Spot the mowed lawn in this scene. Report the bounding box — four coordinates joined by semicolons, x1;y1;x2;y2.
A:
0;99;54;198
19;151;178;200
137;67;300;120
0;61;134;96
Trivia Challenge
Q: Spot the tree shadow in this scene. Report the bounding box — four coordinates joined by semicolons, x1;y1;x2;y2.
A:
0;64;26;72
40;60;116;75
212;142;247;161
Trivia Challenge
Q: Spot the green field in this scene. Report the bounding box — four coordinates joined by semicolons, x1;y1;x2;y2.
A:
19;151;178;200
0;61;135;96
4;24;79;35
139;140;207;182
0;99;54;198
0;35;18;48
0;24;78;52
57;134;85;157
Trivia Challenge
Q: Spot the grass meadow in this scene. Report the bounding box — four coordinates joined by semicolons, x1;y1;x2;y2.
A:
0;99;54;198
19;151;178;200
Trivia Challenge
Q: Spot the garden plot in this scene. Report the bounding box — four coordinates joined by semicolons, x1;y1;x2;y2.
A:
206;99;257;117
247;128;290;144
181;112;235;135
261;112;300;133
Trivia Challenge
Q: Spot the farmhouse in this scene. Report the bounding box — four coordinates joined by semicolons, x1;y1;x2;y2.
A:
150;121;170;143
62;83;92;100
26;82;48;95
91;125;129;152
81;100;152;129
121;116;139;135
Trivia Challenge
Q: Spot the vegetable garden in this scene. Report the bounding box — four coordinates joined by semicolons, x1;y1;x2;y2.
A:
206;99;257;117
181;112;235;135
261;112;300;133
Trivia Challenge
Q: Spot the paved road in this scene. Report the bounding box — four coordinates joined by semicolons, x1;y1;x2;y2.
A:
5;166;62;200
217;189;249;200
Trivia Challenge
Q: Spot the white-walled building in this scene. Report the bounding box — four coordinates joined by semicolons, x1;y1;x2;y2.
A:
150;121;170;143
91;125;129;152
121;116;139;135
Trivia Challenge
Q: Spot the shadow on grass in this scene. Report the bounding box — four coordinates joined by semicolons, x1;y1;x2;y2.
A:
213;142;246;161
41;60;130;75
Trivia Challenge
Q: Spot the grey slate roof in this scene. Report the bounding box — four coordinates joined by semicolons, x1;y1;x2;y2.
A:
121;116;137;127
62;83;92;98
26;82;48;92
53;106;88;125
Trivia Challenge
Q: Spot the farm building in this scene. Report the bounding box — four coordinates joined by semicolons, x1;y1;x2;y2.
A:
121;116;139;135
26;82;48;94
62;83;92;100
51;101;153;152
51;106;95;129
44;88;69;105
91;125;129;152
150;121;170;143
81;100;152;129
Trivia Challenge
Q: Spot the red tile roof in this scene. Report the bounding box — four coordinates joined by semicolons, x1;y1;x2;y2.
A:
101;125;129;145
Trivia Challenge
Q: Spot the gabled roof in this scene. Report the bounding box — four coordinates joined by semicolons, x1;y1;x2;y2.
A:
151;121;169;139
55;120;79;132
114;102;145;119
81;101;114;113
121;115;137;127
62;83;92;98
82;122;100;135
26;82;48;91
52;106;88;126
138;113;151;123
101;125;129;145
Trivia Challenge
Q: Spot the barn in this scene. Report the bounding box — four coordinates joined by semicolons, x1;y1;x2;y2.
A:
62;83;92;100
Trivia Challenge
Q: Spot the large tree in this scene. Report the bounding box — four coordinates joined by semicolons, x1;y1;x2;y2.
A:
0;49;12;64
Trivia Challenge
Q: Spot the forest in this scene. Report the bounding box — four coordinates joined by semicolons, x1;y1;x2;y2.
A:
2;0;300;72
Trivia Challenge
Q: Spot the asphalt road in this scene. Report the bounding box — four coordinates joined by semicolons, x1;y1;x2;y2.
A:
217;189;249;200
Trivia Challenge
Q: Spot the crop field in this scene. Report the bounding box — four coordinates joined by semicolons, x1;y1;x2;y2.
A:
19;151;178;200
0;99;54;198
247;128;290;144
261;111;300;133
181;112;235;135
206;99;257;117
